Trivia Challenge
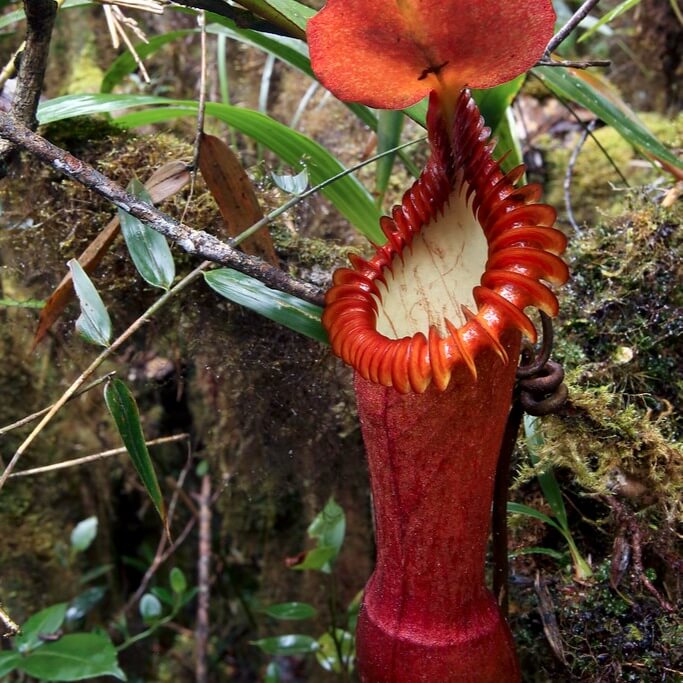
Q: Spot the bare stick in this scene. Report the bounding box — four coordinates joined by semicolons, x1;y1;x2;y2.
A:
0;0;58;164
195;474;211;683
564;120;596;233
0;262;209;492
8;434;189;478
536;58;611;69
116;445;196;618
0;372;116;436
545;0;602;56
0;112;324;305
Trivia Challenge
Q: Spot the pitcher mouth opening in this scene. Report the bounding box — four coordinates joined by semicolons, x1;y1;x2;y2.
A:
322;90;568;394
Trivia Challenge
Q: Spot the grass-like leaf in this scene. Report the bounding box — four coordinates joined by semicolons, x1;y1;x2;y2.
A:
262;602;317;620
119;179;175;290
37;94;382;242
533;66;683;171
67;259;112;347
204;268;326;343
104;378;167;534
252;634;318;656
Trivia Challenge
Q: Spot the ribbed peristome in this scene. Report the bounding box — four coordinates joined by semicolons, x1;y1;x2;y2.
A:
322;89;568;394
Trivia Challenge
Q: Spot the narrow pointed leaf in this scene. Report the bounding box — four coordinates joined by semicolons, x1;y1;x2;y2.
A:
524;414;569;529
262;602;317;620
533;66;683;171
233;0;314;35
198;133;278;264
101;30;192;93
104;379;167;533
205;269;326;343
252;634;318;656
67;259;112;347
375;110;404;206
37;95;382;242
119;179;175;289
34;161;190;349
17;633;125;681
507;501;563;534
577;0;642;43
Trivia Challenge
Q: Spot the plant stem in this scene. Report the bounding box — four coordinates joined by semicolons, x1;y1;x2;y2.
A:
0;372;115;436
545;0;603;55
0;262;209;492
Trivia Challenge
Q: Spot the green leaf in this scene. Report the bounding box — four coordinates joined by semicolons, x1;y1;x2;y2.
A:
375;110;404;207
66;587;107;622
509;546;567;561
578;0;642;43
507;502;563;533
0;297;45;309
262;602;317;620
204;269;326;343
104;378;167;531
67;259;112;347
316;629;355;673
234;0;314;35
271;167;309;195
37;95;382;242
70;516;98;552
151;587;175;606
139;593;163;622
169;567;187;594
252;634;318;656
290;545;338;573
0;0;90;31
101;30;193;93
533;66;683;171
0;651;21;677
265;661;281;683
17;633;126;681
16;603;67;653
308;498;345;557
472;75;525;139
524;415;569;530
119;178;175;289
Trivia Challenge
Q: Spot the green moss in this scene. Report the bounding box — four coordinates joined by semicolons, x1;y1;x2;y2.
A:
538;110;683;227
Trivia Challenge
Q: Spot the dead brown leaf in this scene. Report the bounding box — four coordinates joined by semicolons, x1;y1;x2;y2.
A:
198;133;278;266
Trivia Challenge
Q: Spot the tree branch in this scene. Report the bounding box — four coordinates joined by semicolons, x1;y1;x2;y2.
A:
0;0;58;166
0;112;325;306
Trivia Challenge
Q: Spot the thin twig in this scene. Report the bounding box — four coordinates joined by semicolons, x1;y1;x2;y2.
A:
0;372;116;436
0;0;59;165
195;474;211;683
0;262;209;492
564;120;596;233
116;444;196;618
1;602;20;637
0;112;323;305
0;113;427;305
181;10;207;226
545;0;603;56
529;72;630;187
8;434;189;478
536;58;611;69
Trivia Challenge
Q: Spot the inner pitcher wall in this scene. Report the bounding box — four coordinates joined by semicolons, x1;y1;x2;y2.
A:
373;182;488;339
